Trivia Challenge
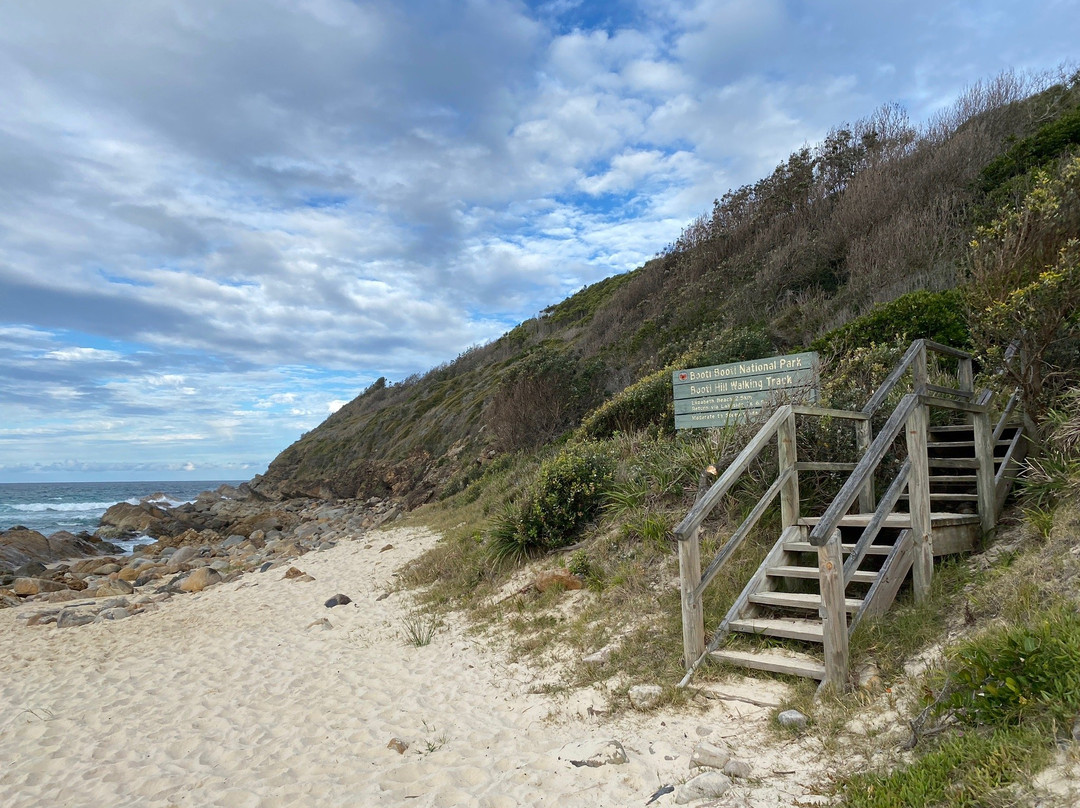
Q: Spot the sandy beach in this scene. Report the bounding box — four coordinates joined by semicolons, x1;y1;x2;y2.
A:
1;526;826;807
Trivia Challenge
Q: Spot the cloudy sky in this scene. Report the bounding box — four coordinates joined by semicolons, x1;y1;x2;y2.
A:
0;0;1076;483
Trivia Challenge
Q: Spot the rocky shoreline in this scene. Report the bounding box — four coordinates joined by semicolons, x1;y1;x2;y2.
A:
0;484;406;622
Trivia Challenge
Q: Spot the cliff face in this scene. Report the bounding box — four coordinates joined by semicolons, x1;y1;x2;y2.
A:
253;76;1080;505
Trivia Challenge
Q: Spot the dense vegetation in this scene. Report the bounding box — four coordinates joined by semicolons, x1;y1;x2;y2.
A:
251;66;1080;807
254;68;1080;506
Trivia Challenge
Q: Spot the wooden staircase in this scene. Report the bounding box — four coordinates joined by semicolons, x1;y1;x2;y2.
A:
674;341;1029;688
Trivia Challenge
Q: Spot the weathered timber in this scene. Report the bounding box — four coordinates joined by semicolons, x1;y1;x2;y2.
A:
819;530;850;689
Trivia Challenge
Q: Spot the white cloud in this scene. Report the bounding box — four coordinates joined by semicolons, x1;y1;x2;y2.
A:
0;0;1077;480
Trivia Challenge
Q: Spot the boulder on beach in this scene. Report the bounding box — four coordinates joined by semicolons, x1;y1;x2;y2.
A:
97;501;168;539
1;527;113;569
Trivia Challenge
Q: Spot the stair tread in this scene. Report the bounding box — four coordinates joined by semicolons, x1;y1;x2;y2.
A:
729;618;824;642
709;649;825;680
798;513;980;528
748;591;862;612
767;565;877;583
898;492;980;500
783;541;893;555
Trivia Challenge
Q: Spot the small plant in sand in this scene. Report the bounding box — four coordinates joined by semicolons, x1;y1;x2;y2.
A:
401;611;439;647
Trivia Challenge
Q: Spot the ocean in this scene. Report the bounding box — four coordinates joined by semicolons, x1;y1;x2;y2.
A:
0;480;244;553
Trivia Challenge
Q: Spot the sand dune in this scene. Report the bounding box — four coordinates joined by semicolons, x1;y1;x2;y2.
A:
1;527;822;807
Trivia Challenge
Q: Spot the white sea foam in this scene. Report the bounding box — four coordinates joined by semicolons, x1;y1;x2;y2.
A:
10;501;118;513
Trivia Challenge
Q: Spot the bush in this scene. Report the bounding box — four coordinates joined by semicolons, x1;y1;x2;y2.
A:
940;607;1080;727
811;289;969;357
487;442;615;559
580;369;673;439
519;443;615;551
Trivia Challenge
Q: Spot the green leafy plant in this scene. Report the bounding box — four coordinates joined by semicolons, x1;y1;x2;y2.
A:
939;607;1080;727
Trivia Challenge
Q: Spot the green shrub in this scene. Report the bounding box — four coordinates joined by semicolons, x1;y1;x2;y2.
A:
940;607;1080;727
518;443;615;551
488;443;615;559
580;369;673;439
811;289;969;357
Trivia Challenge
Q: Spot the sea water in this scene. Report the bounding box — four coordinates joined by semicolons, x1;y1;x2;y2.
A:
0;480;244;553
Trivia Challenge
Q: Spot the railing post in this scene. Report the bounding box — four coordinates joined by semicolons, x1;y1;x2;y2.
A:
678;528;705;669
819;529;849;690
912;341;929;394
958;356;974;395
855;418;875;513
778;408;799;529
906;401;933;603
973;410;997;540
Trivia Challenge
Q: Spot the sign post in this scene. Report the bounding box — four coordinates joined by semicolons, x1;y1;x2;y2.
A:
672;351;818;429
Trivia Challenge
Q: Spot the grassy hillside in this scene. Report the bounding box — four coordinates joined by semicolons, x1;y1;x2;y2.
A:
252;68;1080;504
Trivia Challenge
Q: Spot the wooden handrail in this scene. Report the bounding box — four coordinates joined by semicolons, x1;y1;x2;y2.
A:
674;405;792;541
862;339;977;417
694;468;794;599
810;394;920;546
862;341;925;416
842;459;910;586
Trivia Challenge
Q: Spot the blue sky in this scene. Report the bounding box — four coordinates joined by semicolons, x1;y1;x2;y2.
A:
1;0;1077;483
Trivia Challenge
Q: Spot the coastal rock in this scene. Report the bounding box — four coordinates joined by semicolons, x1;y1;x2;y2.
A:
169;546;200;565
559;739;629;768
675;771;732;804
1;590;21;608
628;684;664;711
179;567;222;593
13;577;68;596
57;609;96;628
95;607;131;622
777;709;808;729
324;594;352;608
387;737;409;754
94;579;134;597
722;759;753;779
14;561;48;578
689;741;731;771
92;563;122;575
97;501;168;537
1;527;107;569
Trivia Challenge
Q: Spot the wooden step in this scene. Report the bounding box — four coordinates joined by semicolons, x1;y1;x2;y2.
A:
748;591;863;612
928;424;975;433
798;513;980;528
709;649;825;680
928;474;978;483
729;617;824;642
898;492;979;501
927;457;979;468
767;565;877;584
782;540;894;555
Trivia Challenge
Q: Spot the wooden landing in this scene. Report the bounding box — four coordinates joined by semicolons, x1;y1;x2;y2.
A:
798;512;981;556
798;513;980;529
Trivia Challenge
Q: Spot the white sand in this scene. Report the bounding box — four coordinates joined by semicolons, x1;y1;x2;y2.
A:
0;527;824;807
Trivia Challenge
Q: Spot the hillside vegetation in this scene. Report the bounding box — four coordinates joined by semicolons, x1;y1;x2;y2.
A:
252;68;1080;506
249;67;1080;807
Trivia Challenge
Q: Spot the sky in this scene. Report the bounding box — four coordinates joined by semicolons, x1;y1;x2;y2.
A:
0;1;1077;483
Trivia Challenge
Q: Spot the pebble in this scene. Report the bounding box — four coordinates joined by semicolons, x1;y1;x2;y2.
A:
628;684;663;711
325;594;352;608
777;709;808;729
675;771;732;804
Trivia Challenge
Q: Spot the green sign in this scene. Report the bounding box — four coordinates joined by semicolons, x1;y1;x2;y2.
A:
672;351;818;429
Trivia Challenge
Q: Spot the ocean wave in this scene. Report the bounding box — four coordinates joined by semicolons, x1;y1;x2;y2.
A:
7;501;119;513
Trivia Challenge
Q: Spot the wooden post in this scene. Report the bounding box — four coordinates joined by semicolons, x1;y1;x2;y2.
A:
855;419;875;513
912;342;929;394
906;403;933;603
819;529;849;690
973;410;996;540
678;527;705;669
958;357;974;396
778;409;799;529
